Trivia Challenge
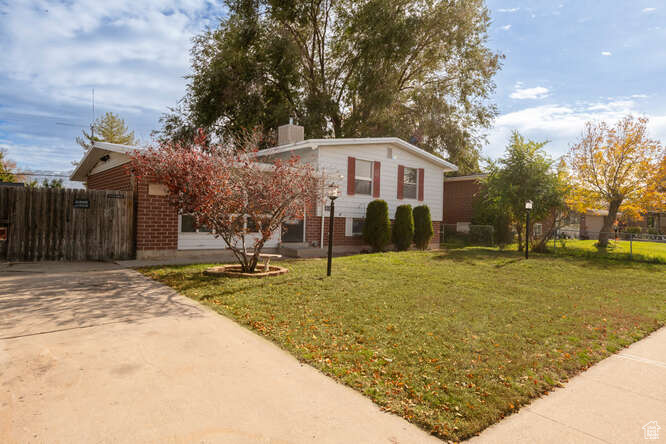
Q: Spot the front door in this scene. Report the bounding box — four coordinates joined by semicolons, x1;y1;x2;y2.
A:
281;219;304;243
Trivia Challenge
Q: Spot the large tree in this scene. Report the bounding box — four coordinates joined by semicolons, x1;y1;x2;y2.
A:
77;112;136;151
567;116;665;247
475;131;568;252
156;0;502;174
0;149;22;182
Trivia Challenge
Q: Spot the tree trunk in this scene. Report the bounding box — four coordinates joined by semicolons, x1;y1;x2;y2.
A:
515;221;523;252
598;198;622;248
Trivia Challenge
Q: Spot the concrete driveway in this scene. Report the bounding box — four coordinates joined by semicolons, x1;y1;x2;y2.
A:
0;262;438;444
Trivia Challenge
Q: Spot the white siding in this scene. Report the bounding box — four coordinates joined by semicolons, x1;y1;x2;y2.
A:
177;215;281;250
89;152;131;175
317;144;444;221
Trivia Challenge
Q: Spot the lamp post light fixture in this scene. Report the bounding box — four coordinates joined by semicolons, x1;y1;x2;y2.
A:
326;183;340;276
525;200;533;259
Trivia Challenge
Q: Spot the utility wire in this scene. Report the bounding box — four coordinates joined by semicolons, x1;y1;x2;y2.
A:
16;172;71;177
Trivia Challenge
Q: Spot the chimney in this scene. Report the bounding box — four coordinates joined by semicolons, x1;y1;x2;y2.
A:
277;118;305;146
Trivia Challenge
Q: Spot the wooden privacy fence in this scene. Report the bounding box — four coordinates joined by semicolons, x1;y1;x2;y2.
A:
0;187;135;261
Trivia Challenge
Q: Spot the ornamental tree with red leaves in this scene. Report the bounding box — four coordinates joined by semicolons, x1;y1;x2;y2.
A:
130;129;323;272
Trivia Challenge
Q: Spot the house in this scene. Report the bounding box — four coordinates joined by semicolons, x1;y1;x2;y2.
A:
441;174;486;232
577;208;666;239
70;122;457;259
578;209;615;239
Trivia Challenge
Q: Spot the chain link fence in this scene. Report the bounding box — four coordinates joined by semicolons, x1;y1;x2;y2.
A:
440;223;498;246
440;223;665;263
552;228;666;263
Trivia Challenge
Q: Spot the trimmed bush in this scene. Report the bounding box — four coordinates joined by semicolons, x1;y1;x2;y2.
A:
413;205;434;250
392;204;414;251
363;200;391;251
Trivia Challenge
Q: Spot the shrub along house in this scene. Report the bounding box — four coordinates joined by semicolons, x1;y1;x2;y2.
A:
70;122;457;259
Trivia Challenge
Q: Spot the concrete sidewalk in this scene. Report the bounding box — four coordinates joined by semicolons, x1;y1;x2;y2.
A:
469;326;666;443
0;262;438;444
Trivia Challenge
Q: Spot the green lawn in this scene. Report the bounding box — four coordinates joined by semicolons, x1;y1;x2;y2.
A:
140;249;666;441
552;238;666;263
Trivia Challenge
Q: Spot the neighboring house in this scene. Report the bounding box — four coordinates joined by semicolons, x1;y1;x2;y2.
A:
442;174;486;232
579;209;625;239
624;210;666;234
70;122;457;259
579;208;666;239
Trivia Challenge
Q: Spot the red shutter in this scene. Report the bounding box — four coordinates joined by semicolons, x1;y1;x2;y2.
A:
418;168;424;201
372;161;381;198
347;157;355;195
397;165;404;200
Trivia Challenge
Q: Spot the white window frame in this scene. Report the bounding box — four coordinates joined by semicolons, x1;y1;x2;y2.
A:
403;166;418;200
351;218;365;236
179;214;210;234
534;223;543;237
354;159;373;196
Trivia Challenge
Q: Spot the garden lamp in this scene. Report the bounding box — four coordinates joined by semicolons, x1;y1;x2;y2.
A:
327;183;340;276
525;200;533;259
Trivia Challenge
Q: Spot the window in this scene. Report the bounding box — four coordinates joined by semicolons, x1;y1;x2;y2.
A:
534;223;543;237
456;222;470;233
404;167;417;199
246;217;258;233
352;218;365;236
180;214;209;233
247;216;270;233
354;159;373;195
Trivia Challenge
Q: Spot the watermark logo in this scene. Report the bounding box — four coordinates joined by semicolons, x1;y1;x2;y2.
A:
643;421;661;440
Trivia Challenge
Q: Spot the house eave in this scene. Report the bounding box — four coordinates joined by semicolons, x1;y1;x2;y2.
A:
70;142;139;182
255;137;458;172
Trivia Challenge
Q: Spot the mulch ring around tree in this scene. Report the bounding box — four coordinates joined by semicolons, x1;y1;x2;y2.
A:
204;264;289;278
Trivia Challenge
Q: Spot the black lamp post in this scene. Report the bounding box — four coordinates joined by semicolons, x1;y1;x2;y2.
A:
326;183;340;276
525;200;533;259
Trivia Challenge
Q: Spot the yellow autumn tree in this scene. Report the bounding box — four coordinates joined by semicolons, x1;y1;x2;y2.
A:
567;116;665;247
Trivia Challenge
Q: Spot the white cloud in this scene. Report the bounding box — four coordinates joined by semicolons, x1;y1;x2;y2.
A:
498;8;520;13
485;99;666;159
601;51;612;56
500;24;512;31
0;0;220;170
0;0;216;112
510;85;550;100
642;7;656;13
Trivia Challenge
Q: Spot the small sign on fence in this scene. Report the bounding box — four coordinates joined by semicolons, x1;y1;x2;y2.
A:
107;193;124;199
73;199;90;209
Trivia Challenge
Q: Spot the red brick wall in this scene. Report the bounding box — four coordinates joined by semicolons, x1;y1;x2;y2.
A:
86;164;132;191
135;178;178;251
443;179;481;224
306;216;367;246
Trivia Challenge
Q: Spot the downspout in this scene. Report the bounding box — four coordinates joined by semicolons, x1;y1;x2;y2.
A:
320;175;325;249
303;201;307;243
319;150;325;249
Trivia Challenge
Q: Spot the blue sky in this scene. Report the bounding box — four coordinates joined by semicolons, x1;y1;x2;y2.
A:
1;0;665;173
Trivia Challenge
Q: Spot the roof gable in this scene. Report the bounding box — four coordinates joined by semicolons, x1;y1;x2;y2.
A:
70;142;137;182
